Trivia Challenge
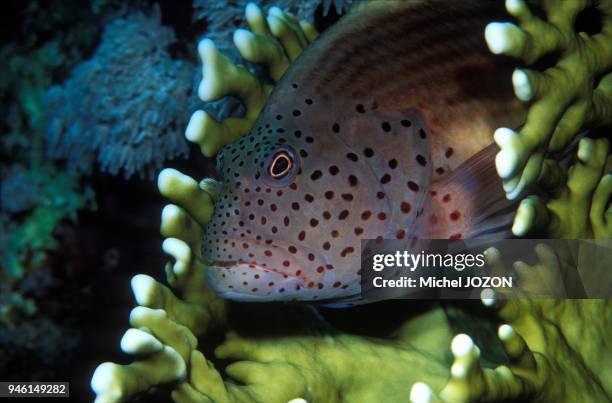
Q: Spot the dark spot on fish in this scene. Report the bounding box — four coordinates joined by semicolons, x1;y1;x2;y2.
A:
354;227;363;235
407;181;419;192
377;212;387;220
341;247;355;257
306;136;314;143
346;153;358;162
339;210;349;220
294;130;302;138
292;83;298;88
305;194;314;202
331;230;339;237
288;246;297;253
419;128;427;139
401;119;411;127
380;174;391;184
450;211;461;221
310;218;319;227
291;202;300;210
283;260;290;267
276;114;283;120
317;266;324;273
364;148;374;158
450;233;462;239
323;211;331;219
388;159;398;169
416;155;427;166
293;109;301;116
361;211;372;220
325;191;334;199
323;242;331;250
308;253;315;261
443;194;451;202
284;216;290;226
377;192;385;199
436;167;445;174
381;122;391;132
299;149;308;158
356;104;365;113
329;165;339;175
341;193;354;201
298;231;306;241
305;99;313;105
348;175;358;186
310;170;322;180
445;148;454;158
401;202;412;214
396;230;406;239
332;123;340;133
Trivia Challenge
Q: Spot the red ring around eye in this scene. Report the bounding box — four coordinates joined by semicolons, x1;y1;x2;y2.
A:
268;151;293;179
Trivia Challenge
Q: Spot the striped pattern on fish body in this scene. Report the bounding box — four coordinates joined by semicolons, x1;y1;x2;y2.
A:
202;0;527;303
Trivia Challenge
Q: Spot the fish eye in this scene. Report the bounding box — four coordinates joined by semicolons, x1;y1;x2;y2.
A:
265;147;299;185
269;151;292;178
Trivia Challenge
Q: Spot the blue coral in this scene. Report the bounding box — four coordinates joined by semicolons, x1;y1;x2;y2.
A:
44;6;194;179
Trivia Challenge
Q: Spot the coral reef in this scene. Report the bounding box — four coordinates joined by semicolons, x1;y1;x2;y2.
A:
91;1;612;402
44;6;194;179
485;0;612;200
408;252;611;403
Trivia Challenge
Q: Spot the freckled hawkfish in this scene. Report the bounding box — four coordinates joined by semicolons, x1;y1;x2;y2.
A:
202;0;526;304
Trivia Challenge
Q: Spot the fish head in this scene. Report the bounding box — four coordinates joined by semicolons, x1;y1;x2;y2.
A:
201;92;421;303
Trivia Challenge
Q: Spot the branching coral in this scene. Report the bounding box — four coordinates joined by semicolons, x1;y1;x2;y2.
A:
510;136;611;238
192;0;349;60
44;6;194;179
185;4;317;157
485;0;612;200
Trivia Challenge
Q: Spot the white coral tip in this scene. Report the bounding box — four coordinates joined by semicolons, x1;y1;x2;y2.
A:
410;382;433;403
512;69;533;101
498;324;515;341
91;362;122;398
505;0;526;15
480;288;496;306
120;328;162;354
451;334;474;357
185;110;206;143
485;22;515;54
131;274;156;306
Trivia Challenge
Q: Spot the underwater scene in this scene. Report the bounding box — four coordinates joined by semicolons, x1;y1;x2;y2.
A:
1;0;611;401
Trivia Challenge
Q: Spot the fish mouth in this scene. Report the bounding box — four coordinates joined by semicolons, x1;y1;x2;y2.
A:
203;238;340;302
204;260;305;302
